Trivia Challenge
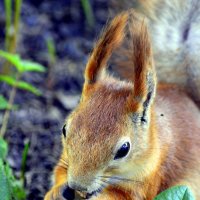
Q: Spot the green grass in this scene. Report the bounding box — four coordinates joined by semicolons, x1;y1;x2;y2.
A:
80;0;95;28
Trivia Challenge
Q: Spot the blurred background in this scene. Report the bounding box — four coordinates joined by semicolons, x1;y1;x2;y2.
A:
0;0;116;199
1;1;200;200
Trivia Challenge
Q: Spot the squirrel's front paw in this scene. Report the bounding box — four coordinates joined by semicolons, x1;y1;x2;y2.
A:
44;185;75;200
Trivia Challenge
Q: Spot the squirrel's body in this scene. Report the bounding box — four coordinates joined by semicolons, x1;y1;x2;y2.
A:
45;7;200;200
155;87;200;195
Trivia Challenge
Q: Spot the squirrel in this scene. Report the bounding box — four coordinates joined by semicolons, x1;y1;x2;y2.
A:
109;0;200;106
44;10;200;200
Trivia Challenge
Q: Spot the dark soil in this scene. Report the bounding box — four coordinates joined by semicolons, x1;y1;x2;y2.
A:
0;1;109;199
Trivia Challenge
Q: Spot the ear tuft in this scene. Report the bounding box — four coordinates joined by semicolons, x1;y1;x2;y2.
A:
126;11;156;123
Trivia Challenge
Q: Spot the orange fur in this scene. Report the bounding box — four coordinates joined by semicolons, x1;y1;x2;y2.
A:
44;10;200;200
125;13;155;112
84;12;128;85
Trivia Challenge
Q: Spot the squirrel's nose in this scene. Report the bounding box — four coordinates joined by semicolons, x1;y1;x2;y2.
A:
68;181;87;192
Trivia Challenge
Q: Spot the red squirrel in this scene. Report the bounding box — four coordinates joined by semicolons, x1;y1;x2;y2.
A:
44;10;200;200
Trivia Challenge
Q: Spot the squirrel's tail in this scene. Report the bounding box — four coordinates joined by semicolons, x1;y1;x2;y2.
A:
109;0;200;107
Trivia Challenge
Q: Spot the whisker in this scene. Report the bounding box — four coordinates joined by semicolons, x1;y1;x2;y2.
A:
59;157;68;163
58;161;68;167
93;180;104;188
100;175;142;184
59;158;68;167
57;162;68;170
103;178;125;188
94;179;107;189
85;179;107;199
100;178;114;186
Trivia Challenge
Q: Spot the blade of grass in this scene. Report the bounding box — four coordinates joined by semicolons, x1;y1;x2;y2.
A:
20;139;30;187
46;37;56;88
46;37;56;64
80;0;95;28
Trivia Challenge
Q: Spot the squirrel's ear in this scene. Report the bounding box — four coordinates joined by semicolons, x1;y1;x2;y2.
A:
127;12;156;124
83;12;128;92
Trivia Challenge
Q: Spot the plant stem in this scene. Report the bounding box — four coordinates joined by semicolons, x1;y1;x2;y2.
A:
0;73;21;138
2;0;13;74
10;0;22;53
4;0;12;51
2;0;22;74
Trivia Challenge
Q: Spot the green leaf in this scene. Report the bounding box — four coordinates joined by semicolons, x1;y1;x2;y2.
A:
0;160;11;200
11;179;26;200
0;50;46;73
17;81;41;95
154;185;195;200
0;74;18;86
4;162;26;200
20;60;46;72
0;75;41;95
0;95;9;110
0;138;8;160
0;95;18;110
0;50;22;72
4;162;26;199
4;163;26;200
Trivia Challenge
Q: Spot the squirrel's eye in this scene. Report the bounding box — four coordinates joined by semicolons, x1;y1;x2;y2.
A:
62;124;66;137
114;142;130;160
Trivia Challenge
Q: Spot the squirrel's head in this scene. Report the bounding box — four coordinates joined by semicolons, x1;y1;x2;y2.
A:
61;11;157;195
